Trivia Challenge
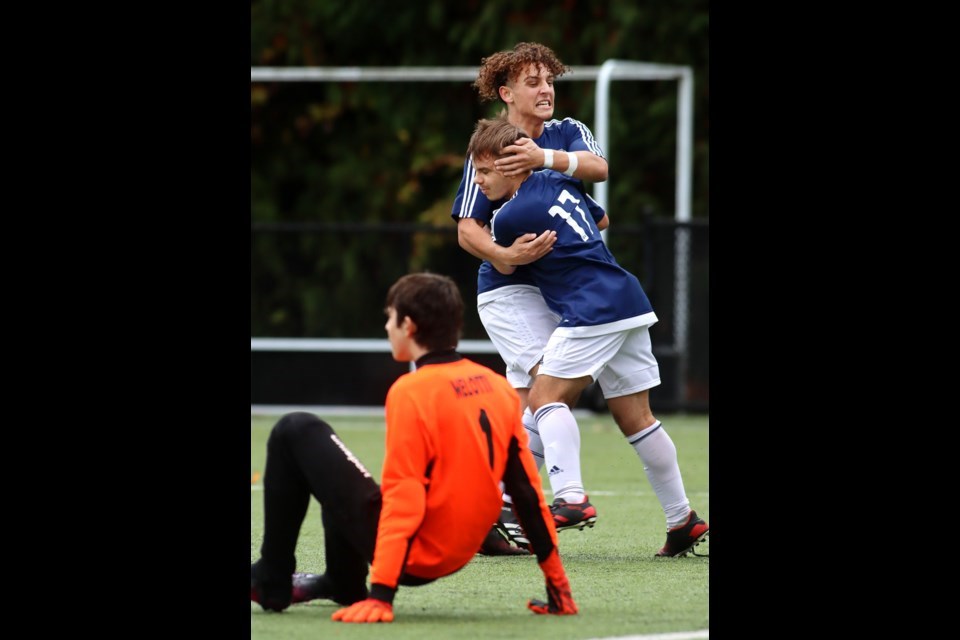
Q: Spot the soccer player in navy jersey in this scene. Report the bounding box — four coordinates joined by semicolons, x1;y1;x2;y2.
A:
451;43;610;549
452;42;607;411
466;118;709;558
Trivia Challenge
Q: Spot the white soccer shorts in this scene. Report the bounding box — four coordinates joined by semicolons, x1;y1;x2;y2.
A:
477;285;560;389
539;324;661;399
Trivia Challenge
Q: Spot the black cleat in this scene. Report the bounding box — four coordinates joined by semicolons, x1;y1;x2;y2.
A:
493;503;530;547
655;510;709;558
550;496;598;532
250;560;292;612
478;524;530;556
291;573;329;604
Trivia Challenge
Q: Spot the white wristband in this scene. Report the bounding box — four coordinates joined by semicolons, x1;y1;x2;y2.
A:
542;148;554;169
563;152;579;177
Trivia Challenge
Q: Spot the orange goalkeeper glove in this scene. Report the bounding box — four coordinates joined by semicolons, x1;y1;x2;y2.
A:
331;598;394;623
527;548;578;615
527;577;578;615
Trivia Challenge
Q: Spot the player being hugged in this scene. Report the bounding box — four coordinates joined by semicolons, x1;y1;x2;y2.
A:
467;118;710;559
250;272;578;622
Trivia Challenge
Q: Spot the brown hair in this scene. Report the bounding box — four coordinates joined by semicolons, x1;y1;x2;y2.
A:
466;118;530;162
385;273;463;352
473;42;569;103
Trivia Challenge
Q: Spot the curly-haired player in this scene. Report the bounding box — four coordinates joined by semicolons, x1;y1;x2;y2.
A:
452;43;608;550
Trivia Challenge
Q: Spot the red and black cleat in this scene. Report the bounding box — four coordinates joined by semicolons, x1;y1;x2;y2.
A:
550;496;598;532
655;510;709;558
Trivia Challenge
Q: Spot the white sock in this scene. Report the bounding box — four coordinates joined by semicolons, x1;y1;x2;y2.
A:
522;406;545;470
503;408;544;506
535;402;584;503
627;421;691;529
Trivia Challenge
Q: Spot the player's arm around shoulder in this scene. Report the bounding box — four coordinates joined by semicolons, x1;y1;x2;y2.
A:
568;151;609;182
496;137;607;183
461;215;555;271
558;117;608;182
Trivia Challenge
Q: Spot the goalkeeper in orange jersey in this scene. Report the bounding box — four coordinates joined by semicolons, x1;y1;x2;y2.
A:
250;272;578;622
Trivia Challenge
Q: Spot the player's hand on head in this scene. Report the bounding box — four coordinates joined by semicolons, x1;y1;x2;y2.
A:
496;137;538;176
331;598;394;623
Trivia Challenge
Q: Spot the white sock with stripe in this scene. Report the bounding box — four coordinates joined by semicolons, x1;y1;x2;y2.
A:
627;421;691;529
535;402;585;503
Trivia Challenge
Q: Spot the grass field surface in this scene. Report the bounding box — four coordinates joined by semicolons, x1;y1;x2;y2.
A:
251;412;709;639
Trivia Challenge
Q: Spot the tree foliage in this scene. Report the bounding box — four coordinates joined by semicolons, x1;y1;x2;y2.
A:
251;0;709;339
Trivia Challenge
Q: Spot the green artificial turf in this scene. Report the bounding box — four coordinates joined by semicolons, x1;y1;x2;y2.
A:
251;413;709;639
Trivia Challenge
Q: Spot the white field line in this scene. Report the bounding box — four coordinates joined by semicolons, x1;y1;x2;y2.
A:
587;632;708;640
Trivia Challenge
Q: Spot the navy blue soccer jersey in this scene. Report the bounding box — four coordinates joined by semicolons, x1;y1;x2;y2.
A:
451;118;606;295
490;170;656;334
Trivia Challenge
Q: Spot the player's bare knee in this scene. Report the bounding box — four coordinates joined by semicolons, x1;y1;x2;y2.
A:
608;396;656;437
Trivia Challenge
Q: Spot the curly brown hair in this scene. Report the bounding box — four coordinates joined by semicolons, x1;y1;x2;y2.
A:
473;42;569;103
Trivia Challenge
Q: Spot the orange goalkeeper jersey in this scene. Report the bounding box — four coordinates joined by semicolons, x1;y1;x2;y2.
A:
370;351;559;589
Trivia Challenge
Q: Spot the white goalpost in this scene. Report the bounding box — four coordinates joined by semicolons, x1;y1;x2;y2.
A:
251;62;695;406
